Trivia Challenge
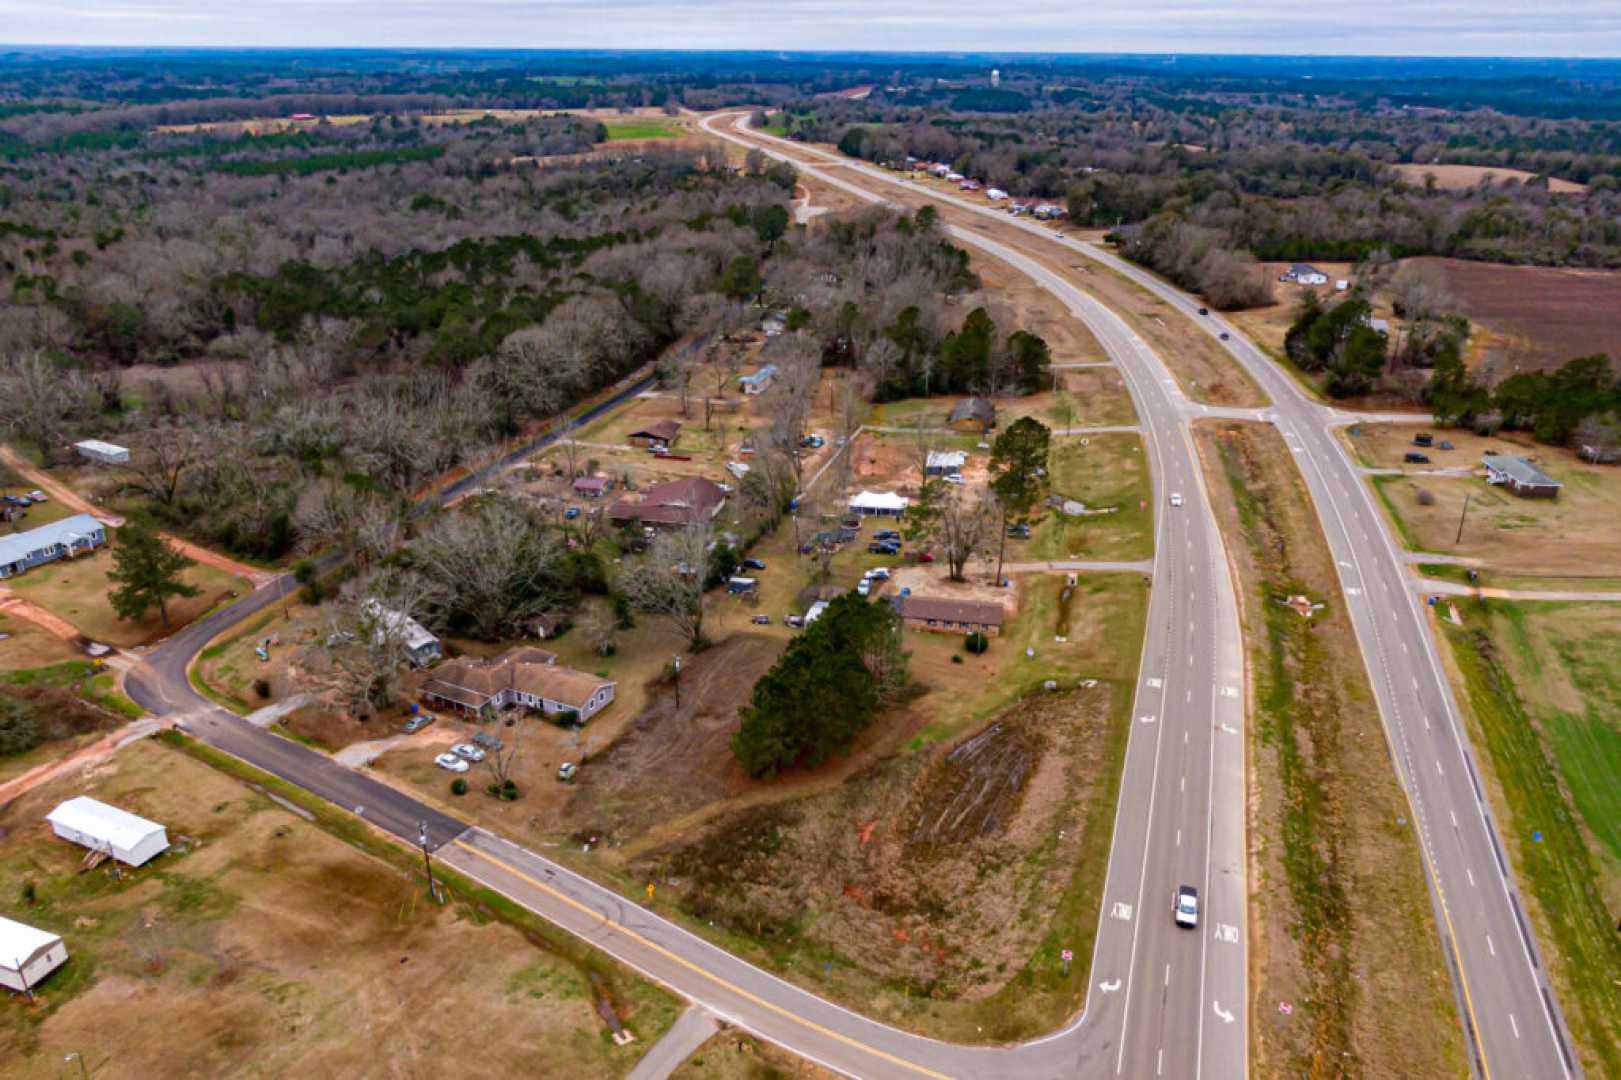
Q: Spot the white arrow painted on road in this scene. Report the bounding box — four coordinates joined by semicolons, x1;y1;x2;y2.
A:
1099;978;1121;993
1213;1001;1235;1024
1139;715;1157;724
1218;722;1238;735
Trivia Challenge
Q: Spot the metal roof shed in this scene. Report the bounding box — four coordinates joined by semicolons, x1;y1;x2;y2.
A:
0;916;68;992
46;796;169;867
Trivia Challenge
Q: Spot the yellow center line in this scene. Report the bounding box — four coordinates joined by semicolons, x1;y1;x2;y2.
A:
450;838;955;1080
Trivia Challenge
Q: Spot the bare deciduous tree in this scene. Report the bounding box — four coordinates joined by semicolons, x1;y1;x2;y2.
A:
618;521;712;649
320;571;438;718
936;487;997;582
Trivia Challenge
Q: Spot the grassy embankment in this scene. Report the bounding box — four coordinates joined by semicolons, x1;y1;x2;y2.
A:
1438;600;1621;1074
1197;421;1465;1078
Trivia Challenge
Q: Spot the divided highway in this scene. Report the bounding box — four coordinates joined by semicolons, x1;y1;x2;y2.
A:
708;111;1578;1080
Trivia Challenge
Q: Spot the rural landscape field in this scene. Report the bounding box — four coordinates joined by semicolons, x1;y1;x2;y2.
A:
1;28;1618;1080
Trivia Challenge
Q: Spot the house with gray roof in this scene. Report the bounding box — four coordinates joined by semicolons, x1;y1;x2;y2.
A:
1482;455;1562;498
0;514;106;579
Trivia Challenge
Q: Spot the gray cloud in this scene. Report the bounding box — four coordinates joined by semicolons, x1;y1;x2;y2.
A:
2;0;1619;56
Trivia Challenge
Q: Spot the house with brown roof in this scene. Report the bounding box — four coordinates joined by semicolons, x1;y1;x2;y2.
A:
421;646;616;722
895;594;1006;636
628;419;682;449
609;475;728;529
572;476;612;497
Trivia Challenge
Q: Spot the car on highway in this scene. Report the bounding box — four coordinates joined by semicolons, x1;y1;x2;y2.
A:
1198;306;1209;316
1219;331;1231;341
451;743;486;763
434;752;470;773
1169;492;1183;507
401;714;434;734
1174;885;1199;928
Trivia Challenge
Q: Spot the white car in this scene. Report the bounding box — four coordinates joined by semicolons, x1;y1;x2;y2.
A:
865;567;891;581
943;473;967;485
450;743;486;763
1174;885;1199;929
434;752;470;773
1169;493;1183;507
856;579;872;596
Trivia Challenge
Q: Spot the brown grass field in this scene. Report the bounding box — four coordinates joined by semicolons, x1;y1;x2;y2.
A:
6;546;250;648
1410;257;1621;378
1346;422;1621;578
0;739;677;1078
1194;420;1465;1078
1392;162;1587;195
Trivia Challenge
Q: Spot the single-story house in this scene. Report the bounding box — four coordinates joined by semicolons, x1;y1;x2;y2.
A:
73;439;129;466
1482;455;1562;498
925;449;968;477
628;419;682;450
609;476;729;529
46;796;169;867
739;364;778;395
422;646;616;722
896;594;1006;636
848;490;909;517
0;916;68;993
362;599;441;667
948;397;997;434
1280;263;1328;286
573;476;613;498
0;514;106;580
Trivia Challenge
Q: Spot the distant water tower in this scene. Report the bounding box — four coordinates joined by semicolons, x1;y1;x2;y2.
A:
991;69;1001;87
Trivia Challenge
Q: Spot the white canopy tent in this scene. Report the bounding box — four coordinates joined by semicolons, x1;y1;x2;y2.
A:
46;796;169;867
848;490;909;517
0;915;67;992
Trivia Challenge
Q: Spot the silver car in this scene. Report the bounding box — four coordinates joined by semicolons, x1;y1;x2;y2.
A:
451;743;486;763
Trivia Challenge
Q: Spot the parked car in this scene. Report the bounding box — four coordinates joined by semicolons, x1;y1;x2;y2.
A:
784;614;805;628
865;567;891;581
26;490;46;502
1438;440;1454;450
434;752;470;773
401;714;435;734
1174;885;1199;928
564;506;580;519
915;551;935;563
471;731;503;751
557;762;578;782
843;518;862;530
1007;523;1031;538
868;541;900;555
751;614;771;625
856;579;872;596
451;743;486;763
943;473;966;486
742;557;767;570
874;529;900;541
1404;452;1431;464
12;496;30;507
1414;433;1434;447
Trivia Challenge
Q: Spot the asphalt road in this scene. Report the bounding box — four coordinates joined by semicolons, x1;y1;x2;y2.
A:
703;112;1251;1080
709;113;1578;1079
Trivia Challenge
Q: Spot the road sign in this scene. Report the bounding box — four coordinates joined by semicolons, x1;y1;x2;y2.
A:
1061;949;1074;962
646;883;656;900
1278;1001;1293;1015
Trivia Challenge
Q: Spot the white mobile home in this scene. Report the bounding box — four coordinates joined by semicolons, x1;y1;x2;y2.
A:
0;514;106;580
361;599;441;668
46;796;169;867
73;439;130;466
0;916;68;992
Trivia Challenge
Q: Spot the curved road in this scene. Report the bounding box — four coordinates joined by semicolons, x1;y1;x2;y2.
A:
710;112;1578;1080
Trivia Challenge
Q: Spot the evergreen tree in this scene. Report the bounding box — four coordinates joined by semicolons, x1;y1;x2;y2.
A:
107;521;201;630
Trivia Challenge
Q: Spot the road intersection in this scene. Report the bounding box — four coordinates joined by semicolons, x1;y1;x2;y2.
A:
707;111;1578;1079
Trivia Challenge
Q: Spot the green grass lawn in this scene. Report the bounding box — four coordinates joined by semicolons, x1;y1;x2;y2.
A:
602;118;682;141
1440;600;1621;1074
1026;433;1153;562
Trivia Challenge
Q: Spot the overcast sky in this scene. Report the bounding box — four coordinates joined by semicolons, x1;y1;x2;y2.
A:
2;0;1619;57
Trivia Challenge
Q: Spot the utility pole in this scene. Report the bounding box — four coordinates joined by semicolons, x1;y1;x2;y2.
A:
417;821;442;905
1454;491;1472;545
672;656;682;709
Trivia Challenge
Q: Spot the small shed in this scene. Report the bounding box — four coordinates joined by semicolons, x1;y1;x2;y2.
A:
925;450;968;477
46;797;169;867
0;916;68;992
739;364;778;395
73;439;130;466
572;476;612;497
848;490;909;517
948;397;996;434
362;599;441;667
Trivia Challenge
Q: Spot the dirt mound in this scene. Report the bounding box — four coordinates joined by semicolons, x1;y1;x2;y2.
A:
907;721;1041;848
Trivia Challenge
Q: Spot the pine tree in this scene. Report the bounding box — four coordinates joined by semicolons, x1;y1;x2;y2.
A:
107;521;201;630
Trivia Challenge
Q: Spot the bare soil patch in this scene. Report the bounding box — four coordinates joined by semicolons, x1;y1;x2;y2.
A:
1412;257;1621;379
1194;420;1465;1079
